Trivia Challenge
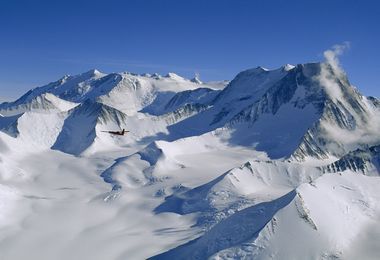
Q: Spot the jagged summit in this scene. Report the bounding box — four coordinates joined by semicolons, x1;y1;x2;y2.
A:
151;72;161;79
190;76;202;84
281;63;296;71
81;68;104;77
165;72;186;80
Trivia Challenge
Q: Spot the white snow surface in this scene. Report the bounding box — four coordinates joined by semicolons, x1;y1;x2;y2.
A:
0;65;379;260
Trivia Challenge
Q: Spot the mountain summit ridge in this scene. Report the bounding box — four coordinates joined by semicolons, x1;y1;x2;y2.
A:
1;62;379;160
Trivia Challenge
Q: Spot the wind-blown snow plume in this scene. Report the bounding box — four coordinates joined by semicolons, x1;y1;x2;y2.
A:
316;42;350;101
323;42;350;76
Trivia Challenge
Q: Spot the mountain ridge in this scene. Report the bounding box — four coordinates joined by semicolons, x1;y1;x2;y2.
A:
1;62;378;161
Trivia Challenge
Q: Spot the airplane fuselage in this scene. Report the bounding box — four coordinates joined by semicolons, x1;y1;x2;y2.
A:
102;129;129;136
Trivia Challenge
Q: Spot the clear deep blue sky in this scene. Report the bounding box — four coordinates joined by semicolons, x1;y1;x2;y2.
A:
0;0;379;100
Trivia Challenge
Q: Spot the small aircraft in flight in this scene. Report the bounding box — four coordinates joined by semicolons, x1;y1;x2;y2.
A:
101;129;129;136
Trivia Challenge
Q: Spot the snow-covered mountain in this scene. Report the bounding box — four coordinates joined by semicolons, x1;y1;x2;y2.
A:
0;62;379;260
0;92;78;116
158;62;379;161
0;69;222;116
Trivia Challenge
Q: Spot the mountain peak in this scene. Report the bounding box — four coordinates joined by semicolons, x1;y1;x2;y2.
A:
190;76;202;84
241;66;269;75
141;73;152;77
81;69;103;78
151;73;162;79
281;64;296;71
256;66;269;71
165;72;186;81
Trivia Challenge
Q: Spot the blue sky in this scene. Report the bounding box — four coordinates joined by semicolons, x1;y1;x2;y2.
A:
0;0;379;100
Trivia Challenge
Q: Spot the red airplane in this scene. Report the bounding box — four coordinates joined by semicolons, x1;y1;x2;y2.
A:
101;129;129;136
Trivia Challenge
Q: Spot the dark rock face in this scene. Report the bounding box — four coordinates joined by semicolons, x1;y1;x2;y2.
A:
323;145;380;174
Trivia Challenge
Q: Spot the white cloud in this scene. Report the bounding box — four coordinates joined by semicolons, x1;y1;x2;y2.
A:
315;42;351;102
323;42;350;77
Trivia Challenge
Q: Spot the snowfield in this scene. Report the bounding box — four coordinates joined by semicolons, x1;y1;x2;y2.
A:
0;62;379;260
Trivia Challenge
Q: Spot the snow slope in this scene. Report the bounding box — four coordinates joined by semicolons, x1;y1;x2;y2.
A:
212;172;380;260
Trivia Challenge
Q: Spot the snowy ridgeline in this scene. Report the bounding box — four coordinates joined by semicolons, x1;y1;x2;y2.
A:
0;63;379;260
